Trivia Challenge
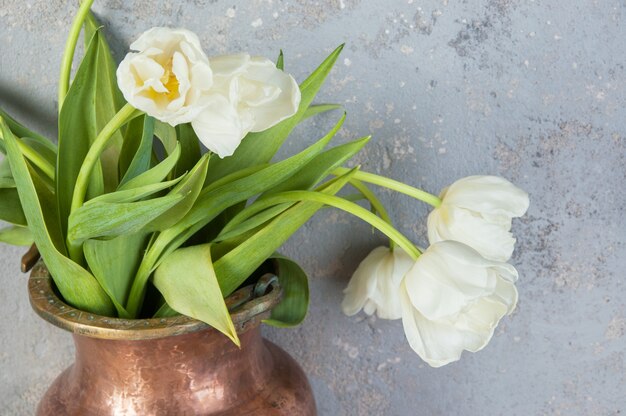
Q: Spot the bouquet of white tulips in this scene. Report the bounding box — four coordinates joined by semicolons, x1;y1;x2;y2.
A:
0;1;528;367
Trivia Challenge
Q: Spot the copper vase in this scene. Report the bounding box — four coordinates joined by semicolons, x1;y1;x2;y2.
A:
28;262;316;415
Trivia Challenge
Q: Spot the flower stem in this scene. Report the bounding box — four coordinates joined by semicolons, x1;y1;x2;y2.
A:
70;103;140;214
333;167;442;208
242;190;421;260
347;179;396;250
58;0;95;112
17;140;55;180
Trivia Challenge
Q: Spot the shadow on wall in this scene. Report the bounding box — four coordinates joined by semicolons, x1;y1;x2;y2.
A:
0;82;57;137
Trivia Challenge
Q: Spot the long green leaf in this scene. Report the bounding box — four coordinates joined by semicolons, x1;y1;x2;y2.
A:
0;188;26;226
0;107;56;153
219;135;370;237
205;44;345;182
67;193;184;245
215;203;292;242
1;118;114;315
154;120;178;155
0;225;34;246
118;144;181;191
119;115;155;186
87;176;182;204
302;104;342;120
57;31;106;236
126;123;338;317
174;123;202;177
153;243;239;345
84;233;148;317
85;12;126;192
145;154;210;231
264;254;309;327
213;168;357;296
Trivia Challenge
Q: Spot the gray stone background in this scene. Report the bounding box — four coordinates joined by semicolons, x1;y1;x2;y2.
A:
1;0;625;415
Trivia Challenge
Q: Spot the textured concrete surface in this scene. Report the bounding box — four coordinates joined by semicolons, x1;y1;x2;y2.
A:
1;0;625;415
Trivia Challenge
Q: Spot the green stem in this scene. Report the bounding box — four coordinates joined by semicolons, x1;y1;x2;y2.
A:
58;0;95;112
243;190;421;260
17;140;55;180
70;103;140;215
347;178;396;250
333;167;442;208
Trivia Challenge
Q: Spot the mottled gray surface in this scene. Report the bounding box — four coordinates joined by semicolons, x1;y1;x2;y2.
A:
1;0;625;415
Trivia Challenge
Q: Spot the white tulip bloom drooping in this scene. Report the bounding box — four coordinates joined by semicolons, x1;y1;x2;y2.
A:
427;175;530;262
400;240;519;367
342;246;414;320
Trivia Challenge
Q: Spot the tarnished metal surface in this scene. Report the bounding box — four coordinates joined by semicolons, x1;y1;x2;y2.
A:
29;263;316;415
28;261;282;340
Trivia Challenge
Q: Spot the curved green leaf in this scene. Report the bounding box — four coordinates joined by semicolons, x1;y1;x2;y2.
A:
264;254;309;327
118;144;181;191
1;118;114;315
0;225;34;246
153;243;239;345
68;193;184;245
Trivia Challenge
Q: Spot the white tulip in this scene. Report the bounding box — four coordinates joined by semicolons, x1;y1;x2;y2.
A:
117;27;213;125
400;240;518;367
342;246;414;320
192;54;301;158
427;175;529;262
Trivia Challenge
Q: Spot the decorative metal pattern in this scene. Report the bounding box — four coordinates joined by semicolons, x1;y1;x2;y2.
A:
28;260;283;340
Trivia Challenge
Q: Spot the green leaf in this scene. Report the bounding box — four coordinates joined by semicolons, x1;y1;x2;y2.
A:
302;103;343;120
205;44;345;183
125;124;338;317
0;225;34;246
1;118;114;315
0;188;27;226
0;158;12;178
174;123;202;177
86;176;183;204
276;50;284;70
57;30;106;236
153;243;239;345
0;177;15;188
154;120;178;155
264;254;309;327
21;137;57;169
145;153;210;231
85;12;126;193
119;115;155;186
215;203;292;242
84;233;148;317
118;143;181;191
67;193;185;245
218;134;370;237
263;117;365;195
0;107;56;154
213;168;356;296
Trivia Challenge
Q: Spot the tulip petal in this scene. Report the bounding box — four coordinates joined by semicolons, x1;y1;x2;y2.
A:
400;287;483;367
442;175;530;218
341;246;389;316
404;241;496;320
428;205;516;261
191;95;247;158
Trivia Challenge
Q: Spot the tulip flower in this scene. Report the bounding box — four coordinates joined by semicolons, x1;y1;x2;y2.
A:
116;27;214;125
117;29;301;158
427;175;529;262
342;246;414;320
400;240;518;367
192;54;301;157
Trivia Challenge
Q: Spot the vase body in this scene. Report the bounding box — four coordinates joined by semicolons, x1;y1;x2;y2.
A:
28;263;316;416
